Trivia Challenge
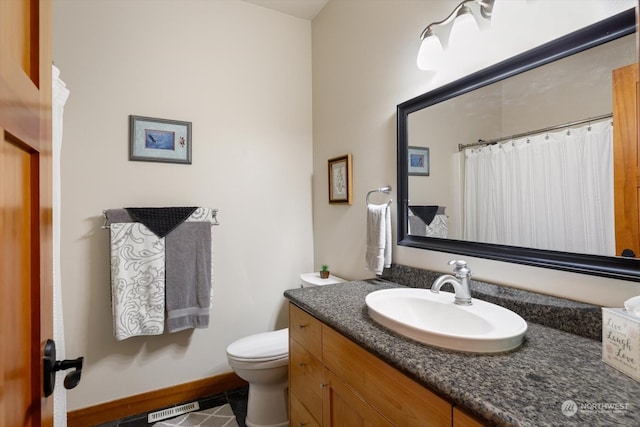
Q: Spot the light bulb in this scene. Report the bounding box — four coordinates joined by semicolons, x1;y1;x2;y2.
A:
491;0;525;31
448;6;480;49
416;30;444;71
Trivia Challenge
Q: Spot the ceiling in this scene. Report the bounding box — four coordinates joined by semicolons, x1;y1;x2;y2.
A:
242;0;329;20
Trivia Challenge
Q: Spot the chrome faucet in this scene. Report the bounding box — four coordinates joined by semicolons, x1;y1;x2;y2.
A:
431;260;473;305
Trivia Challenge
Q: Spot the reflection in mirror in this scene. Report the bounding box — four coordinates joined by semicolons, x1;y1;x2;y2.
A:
397;9;640;281
408;33;635;255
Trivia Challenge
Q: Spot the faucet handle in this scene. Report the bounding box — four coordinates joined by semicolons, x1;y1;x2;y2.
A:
448;260;466;267
448;260;471;277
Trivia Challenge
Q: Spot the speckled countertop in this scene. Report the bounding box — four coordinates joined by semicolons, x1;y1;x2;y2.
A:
284;279;640;426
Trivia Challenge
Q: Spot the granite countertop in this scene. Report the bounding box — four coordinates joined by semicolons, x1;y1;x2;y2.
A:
284;280;640;426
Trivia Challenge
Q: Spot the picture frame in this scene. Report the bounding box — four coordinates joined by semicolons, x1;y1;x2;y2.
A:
129;115;192;164
328;154;353;205
408;146;429;176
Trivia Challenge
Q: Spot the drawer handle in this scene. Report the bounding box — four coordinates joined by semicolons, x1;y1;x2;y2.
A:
298;323;309;329
320;383;328;389
300;423;308;427
298;362;307;367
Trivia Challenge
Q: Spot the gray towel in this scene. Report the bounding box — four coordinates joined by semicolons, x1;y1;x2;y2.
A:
409;216;427;236
165;222;212;332
105;208;135;224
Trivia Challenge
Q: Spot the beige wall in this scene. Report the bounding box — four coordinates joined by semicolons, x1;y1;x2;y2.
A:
407;83;502;239
54;0;313;411
311;0;640;305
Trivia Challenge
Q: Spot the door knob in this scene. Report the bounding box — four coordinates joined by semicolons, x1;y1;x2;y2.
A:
43;339;84;397
621;249;636;258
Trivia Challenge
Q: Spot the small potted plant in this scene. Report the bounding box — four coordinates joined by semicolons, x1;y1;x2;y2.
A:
320;264;330;279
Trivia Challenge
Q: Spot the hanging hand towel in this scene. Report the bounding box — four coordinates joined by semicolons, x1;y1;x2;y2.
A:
125;207;198;237
165;221;212;333
109;222;165;340
409;205;440;226
365;203;392;275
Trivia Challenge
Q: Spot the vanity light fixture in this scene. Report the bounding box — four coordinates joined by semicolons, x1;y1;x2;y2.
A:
417;0;494;70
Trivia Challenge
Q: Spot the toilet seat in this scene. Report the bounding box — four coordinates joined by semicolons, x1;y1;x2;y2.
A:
227;328;288;363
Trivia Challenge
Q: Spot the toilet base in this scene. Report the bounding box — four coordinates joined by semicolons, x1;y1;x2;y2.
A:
244;380;289;427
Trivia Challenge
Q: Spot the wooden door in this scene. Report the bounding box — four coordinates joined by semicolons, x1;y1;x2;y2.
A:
613;62;640;257
0;1;54;426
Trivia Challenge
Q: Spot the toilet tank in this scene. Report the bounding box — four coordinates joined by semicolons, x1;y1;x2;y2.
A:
300;272;345;288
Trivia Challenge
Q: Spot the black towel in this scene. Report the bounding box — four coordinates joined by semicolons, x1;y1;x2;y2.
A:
125;207;198;237
409;205;440;226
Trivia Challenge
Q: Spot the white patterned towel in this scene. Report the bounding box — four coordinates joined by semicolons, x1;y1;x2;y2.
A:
110;222;165;340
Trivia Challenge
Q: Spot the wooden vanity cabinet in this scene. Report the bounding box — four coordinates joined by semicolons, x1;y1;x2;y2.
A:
453;407;487;427
290;303;392;426
289;303;487;427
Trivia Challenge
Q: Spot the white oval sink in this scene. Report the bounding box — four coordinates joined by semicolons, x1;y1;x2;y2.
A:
366;288;527;353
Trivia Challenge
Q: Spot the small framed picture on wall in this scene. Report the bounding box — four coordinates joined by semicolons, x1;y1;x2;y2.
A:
408;146;429;176
328;154;353;205
129;115;192;164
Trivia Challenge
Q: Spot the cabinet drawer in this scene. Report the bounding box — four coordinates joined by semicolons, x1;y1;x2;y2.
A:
322;326;451;427
289;303;322;359
290;392;321;427
290;338;323;423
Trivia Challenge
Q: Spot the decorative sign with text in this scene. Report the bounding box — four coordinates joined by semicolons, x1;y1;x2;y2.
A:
602;308;639;383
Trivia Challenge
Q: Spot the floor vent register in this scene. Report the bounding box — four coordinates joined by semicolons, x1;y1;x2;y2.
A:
147;401;200;423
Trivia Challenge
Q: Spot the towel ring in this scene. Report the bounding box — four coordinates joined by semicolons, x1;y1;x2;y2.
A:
366;186;392;206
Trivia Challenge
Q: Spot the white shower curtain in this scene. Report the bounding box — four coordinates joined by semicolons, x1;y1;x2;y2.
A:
53;64;70;427
463;120;615;256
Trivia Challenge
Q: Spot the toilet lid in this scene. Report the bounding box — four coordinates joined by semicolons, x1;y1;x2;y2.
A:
227;328;288;361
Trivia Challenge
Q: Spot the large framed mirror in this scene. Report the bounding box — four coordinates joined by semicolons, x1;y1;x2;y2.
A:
397;9;640;282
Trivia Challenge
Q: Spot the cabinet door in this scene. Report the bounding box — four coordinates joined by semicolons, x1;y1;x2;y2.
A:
322;369;392;427
290;337;324;424
291;393;321;427
322;326;451;426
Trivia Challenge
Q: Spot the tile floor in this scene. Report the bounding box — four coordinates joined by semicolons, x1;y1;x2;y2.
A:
95;386;248;427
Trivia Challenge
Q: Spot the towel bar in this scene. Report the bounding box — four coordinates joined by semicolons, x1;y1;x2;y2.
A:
101;208;220;229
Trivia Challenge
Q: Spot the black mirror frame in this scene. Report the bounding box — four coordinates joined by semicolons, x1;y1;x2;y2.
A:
397;9;640;282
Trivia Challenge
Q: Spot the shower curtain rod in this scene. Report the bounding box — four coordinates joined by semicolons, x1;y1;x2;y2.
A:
458;112;613;151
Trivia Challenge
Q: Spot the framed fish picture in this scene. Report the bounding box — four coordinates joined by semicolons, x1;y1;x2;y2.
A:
129;115;192;164
408;146;429;176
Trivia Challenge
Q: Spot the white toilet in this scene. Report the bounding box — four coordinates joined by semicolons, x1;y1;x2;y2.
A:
226;272;344;427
